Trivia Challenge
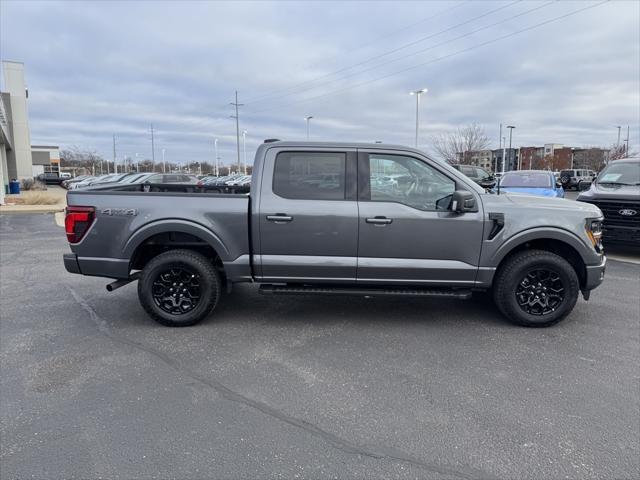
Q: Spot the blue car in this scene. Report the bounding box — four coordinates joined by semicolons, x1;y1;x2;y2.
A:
495;170;564;198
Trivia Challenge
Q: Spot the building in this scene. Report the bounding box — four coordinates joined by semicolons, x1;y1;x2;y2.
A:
572;148;609;171
491;148;519;173
31;145;61;176
1;61;60;195
456;149;493;171
519;146;545;170
1;61;33;190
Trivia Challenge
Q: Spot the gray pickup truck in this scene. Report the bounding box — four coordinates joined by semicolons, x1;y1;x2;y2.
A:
64;141;606;328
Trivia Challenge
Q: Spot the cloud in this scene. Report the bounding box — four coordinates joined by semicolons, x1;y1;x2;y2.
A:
1;0;638;166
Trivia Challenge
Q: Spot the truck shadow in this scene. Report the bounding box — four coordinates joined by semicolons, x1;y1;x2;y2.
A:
208;284;508;329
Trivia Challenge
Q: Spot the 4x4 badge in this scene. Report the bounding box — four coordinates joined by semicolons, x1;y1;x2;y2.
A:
619;209;637;216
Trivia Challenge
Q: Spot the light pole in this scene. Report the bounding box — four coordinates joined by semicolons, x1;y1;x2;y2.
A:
214;138;219;176
242;130;248;174
409;88;428;147
616;125;622;147
135;153;140;173
161;148;166;173
506;125;515;172
304;116;313;140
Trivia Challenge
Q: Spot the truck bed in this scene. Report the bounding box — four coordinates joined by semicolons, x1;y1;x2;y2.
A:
66;184;250;279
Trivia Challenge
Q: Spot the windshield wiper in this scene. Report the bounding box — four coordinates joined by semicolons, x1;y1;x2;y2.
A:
597;181;635;186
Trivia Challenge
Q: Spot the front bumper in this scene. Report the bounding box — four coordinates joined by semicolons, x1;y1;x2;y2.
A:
584;255;606;291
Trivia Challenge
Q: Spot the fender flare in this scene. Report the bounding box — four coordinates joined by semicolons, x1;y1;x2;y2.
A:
489;227;593;266
123;219;231;261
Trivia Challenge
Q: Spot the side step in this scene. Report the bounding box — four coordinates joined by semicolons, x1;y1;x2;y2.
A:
259;284;472;299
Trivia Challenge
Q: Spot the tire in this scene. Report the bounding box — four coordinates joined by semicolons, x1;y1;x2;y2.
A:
137;249;220;327
493;249;579;328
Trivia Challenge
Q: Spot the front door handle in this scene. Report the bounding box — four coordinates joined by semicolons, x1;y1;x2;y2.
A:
266;214;293;223
365;216;393;225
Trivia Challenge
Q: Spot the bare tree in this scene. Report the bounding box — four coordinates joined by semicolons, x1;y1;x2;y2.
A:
608;143;636;162
430;123;490;164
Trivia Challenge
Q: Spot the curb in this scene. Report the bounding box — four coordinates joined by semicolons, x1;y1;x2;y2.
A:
0;205;65;215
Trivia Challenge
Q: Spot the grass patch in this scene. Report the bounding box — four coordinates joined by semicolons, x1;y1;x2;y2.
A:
19;192;63;205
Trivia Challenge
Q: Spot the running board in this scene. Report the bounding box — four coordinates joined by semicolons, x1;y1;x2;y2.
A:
259;284;472;299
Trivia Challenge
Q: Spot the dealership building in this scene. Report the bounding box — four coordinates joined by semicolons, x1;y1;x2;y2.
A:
1;61;59;194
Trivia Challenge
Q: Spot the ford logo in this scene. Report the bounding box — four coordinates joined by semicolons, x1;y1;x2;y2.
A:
619;209;638;216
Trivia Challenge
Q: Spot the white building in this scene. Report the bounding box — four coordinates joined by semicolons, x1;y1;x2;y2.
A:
1;61;34;189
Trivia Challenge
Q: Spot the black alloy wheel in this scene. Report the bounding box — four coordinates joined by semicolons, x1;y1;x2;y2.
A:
152;267;201;315
515;268;565;316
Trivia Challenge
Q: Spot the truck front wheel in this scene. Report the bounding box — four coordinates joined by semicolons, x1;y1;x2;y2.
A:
493;249;579;327
137;249;220;327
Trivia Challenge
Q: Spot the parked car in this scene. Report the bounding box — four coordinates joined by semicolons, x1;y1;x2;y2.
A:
559;168;594;191
63;140;606;329
495;170;564;198
36;172;61;185
577;157;640;244
451;165;496;189
143;173;199;184
62;175;91;189
119;173;153;184
69;176;98;189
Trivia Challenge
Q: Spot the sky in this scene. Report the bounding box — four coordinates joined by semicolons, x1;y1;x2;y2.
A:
1;0;639;167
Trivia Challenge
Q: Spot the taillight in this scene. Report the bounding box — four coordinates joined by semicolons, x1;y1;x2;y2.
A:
65;206;96;243
197;181;203;186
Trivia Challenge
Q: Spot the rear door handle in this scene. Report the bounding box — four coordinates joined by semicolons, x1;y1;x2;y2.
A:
266;214;293;223
365;216;393;225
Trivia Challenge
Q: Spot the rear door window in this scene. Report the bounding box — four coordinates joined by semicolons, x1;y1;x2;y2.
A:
273;152;346;200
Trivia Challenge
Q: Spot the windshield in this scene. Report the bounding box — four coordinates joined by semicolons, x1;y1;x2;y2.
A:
500;172;552;188
597;162;640;185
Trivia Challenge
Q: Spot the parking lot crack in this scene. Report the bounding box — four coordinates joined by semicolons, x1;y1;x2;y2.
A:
67;285;497;480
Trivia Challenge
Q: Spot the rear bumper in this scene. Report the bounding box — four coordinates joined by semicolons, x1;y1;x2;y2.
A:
63;253;129;279
63;253;81;274
584;255;606;291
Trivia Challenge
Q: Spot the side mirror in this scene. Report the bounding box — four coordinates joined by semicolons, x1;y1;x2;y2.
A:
450;190;477;213
578;181;592;191
556;181;563;188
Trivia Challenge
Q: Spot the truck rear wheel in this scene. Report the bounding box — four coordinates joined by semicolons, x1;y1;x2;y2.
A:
137;249;220;327
493;249;579;327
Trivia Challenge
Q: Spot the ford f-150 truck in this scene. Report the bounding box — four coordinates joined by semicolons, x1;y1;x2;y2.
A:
63;141;606;328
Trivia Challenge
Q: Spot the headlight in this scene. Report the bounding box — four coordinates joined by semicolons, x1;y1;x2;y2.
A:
586;218;603;252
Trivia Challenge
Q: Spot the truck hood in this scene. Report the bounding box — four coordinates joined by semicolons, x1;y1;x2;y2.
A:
577;183;640;202
482;191;602;217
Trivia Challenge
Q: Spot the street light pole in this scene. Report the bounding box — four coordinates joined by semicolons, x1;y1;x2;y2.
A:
409;88;428;147
242;130;247;174
616;125;622;147
214;138;219;176
506;125;515;172
304;116;313;140
162;148;166;173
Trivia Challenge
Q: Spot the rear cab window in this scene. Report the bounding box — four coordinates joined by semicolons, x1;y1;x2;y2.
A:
273;151;347;200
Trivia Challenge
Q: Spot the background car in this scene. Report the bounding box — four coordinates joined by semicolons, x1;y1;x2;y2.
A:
36;172;61;185
451;164;496;189
495;170;564;198
559;168;594;191
142;173;199;184
577;157;640;244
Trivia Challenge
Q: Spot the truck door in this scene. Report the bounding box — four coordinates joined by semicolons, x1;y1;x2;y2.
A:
356;150;484;285
256;147;359;282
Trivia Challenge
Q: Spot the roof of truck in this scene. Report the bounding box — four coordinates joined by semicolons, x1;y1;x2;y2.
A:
259;140;431;156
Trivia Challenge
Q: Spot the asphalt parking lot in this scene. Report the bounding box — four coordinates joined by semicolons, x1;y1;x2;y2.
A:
1;213;638;479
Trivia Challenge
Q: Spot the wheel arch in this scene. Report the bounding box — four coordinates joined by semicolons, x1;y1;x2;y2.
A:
492;230;590;289
124;221;230;283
